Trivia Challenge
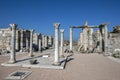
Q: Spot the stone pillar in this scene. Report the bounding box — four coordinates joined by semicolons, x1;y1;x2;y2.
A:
104;24;108;53
38;34;42;52
70;27;73;51
20;30;24;51
53;23;60;65
16;30;19;51
29;29;34;57
48;35;52;47
9;24;17;63
26;37;29;49
60;29;64;57
45;36;48;48
42;35;45;49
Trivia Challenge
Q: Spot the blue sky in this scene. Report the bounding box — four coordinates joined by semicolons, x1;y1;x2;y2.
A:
0;0;120;41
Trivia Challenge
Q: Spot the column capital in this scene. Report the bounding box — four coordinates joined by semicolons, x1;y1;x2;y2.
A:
30;29;34;32
54;23;60;29
60;29;64;33
10;24;17;29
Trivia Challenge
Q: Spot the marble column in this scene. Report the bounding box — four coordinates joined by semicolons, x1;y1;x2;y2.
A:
9;24;17;63
42;35;45;49
48;35;52;47
45;36;48;48
20;30;24;51
104;24;108;53
29;29;34;57
53;23;60;65
26;37;29;49
60;29;64;57
38;34;42;52
70;27;73;51
16;30;19;51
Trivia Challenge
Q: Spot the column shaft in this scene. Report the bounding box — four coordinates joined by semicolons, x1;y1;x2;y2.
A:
70;27;73;51
53;23;60;65
104;25;108;53
60;29;64;57
9;24;17;63
29;29;34;57
20;30;24;51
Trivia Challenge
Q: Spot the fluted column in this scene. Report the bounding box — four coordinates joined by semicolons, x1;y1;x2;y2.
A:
29;29;34;57
70;27;73;51
53;23;60;65
60;29;64;57
9;24;17;63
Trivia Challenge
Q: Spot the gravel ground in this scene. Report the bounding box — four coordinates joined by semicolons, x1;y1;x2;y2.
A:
0;52;120;80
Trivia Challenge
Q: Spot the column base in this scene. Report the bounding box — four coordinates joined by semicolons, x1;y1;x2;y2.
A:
29;54;34;57
8;60;16;64
52;62;60;66
60;55;65;58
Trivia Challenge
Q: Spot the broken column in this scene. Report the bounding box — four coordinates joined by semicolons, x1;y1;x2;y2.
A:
53;23;60;65
29;29;34;57
60;29;64;57
9;24;17;63
70;27;73;51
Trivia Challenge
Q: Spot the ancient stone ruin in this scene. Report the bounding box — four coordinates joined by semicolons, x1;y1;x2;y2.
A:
0;25;54;55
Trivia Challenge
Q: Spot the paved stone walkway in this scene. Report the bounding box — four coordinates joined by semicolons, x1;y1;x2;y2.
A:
0;51;120;80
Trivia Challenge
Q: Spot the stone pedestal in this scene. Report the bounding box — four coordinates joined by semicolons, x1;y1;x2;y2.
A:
9;24;17;63
60;29;64;58
70;27;73;51
53;23;60;65
29;29;34;57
